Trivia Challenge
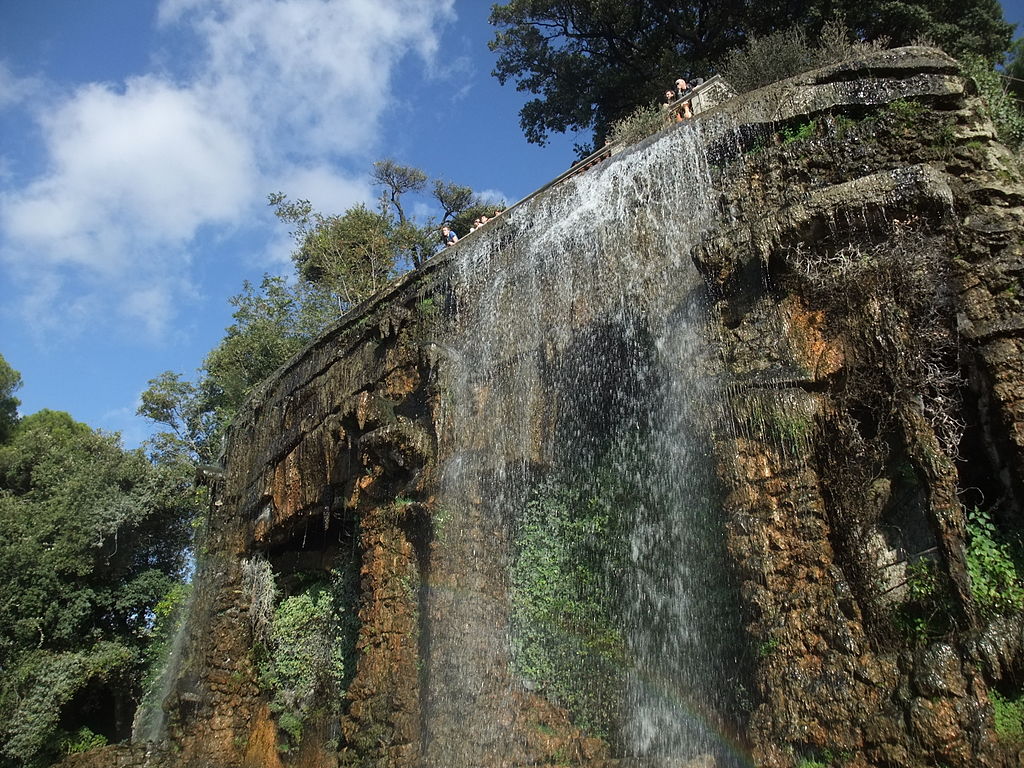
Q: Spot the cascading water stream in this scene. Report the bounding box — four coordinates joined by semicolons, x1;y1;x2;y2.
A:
426;120;748;767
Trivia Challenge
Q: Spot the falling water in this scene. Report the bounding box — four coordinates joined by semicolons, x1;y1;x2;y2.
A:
425;121;748;767
131;587;194;745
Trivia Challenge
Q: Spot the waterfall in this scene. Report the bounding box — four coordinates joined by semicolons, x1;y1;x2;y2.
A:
425;121;748;767
131;586;194;745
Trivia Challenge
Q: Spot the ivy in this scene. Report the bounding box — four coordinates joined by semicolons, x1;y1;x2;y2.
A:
893;558;954;642
990;689;1024;746
0;642;136;767
59;727;107;755
780;118;817;144
961;54;1024;151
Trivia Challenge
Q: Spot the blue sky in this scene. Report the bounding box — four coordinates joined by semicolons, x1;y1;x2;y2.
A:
1;0;1023;448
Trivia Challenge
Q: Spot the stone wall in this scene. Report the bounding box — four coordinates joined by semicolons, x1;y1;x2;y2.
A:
695;48;1024;768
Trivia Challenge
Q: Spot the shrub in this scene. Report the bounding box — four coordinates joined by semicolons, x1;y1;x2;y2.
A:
255;566;359;752
991;689;1024;745
960;54;1024;150
60;726;107;755
242;557;276;645
894;558;954;642
1;643;136;766
719;19;888;94
966;507;1024;617
510;468;631;739
607;102;666;149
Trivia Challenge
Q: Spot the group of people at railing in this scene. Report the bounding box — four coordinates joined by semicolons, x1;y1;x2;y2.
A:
440;209;504;247
663;77;704;123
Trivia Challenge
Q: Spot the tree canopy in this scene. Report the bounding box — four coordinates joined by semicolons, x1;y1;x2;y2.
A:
145;159;500;476
0;389;196;766
140;275;338;466
0;354;22;444
489;0;1014;148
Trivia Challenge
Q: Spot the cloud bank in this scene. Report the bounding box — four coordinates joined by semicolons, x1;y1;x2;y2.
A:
0;0;456;338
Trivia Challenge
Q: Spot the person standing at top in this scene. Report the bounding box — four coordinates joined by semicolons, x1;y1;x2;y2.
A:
662;89;682;123
441;224;458;246
674;78;693;119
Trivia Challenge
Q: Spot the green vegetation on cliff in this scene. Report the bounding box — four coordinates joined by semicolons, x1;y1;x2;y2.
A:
142;160;498;470
510;464;632;738
243;558;359;753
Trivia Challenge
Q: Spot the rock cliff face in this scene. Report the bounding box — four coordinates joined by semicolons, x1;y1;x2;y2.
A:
69;48;1024;768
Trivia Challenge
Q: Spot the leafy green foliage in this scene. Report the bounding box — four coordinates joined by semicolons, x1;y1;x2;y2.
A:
2;643;134;766
60;726;107;755
270;194;397;305
854;0;1012;62
254;567;359;753
131;580;193;749
893;558;954;642
204;277;337;408
489;0;749;148
781;118;818;144
607;102;666;149
0;354;21;444
796;749;854;768
1005;37;1024;100
892;506;1024;641
990;688;1024;745
511;470;629;737
371;159;426;227
0;405;194;766
961;54;1024;150
143;161;491;502
718;19;887;95
140;275;338;465
965;507;1024;617
138;371;221;465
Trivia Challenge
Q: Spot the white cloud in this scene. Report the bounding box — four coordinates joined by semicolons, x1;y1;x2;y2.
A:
161;0;456;157
123;284;178;339
477;187;512;206
261;165;373;267
0;61;42;110
3;77;254;272
0;0;457;339
272;165;372;217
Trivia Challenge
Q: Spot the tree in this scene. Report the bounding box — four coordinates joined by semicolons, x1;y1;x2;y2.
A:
488;0;1013;149
0;354;21;443
140;276;338;466
270;195;397;306
0;409;195;766
432;179;475;223
146;162;499;474
371;159;427;226
1005;37;1024;101
372;161;496;268
842;0;1012;62
137;371;219;466
275;161;500;279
